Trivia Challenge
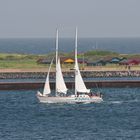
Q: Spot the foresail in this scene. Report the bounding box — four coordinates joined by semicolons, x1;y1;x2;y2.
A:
56;58;68;94
43;59;53;95
75;60;90;93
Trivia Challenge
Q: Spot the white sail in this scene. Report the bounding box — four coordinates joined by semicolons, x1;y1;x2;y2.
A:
56;58;68;94
55;29;67;94
43;59;53;95
75;28;90;93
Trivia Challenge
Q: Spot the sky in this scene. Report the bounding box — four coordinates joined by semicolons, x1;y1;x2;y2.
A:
0;0;140;38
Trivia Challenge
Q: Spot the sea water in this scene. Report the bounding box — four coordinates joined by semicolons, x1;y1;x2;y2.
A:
0;88;140;140
0;38;140;54
1;76;140;83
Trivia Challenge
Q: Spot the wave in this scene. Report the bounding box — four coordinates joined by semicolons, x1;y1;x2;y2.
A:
106;99;139;104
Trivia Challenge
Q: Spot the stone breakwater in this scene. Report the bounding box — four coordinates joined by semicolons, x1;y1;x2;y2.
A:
0;70;140;79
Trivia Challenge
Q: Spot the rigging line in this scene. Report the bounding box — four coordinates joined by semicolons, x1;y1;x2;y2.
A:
95;81;101;92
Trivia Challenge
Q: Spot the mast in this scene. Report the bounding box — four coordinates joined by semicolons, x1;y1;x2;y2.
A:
56;29;58;68
55;29;58;96
75;27;78;96
74;28;90;94
55;29;68;96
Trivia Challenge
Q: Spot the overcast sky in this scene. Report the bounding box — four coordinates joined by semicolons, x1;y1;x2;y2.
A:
0;0;140;38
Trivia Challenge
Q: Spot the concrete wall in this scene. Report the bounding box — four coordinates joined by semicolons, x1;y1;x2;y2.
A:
0;81;140;90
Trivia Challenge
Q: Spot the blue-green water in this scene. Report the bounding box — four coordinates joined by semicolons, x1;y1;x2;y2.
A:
0;38;140;54
1;77;140;83
0;88;140;140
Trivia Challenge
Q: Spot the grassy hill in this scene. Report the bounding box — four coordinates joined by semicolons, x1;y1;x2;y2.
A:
0;51;140;69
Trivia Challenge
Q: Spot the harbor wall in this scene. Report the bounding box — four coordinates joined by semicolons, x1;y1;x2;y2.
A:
0;70;140;79
0;81;140;90
0;71;140;90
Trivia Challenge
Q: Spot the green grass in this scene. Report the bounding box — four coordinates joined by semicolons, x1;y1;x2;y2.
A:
0;51;140;69
0;53;47;68
0;60;47;69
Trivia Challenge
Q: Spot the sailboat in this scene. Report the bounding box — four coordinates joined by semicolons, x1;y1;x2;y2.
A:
37;28;103;103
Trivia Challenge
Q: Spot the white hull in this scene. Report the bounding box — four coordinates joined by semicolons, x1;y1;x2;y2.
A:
37;94;103;104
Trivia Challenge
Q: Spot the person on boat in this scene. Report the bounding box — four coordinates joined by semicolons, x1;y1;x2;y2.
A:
96;91;103;98
100;92;103;98
87;91;103;98
77;92;79;97
85;92;93;97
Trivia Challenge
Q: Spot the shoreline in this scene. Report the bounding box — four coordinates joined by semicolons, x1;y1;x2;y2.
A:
0;65;140;73
0;69;140;79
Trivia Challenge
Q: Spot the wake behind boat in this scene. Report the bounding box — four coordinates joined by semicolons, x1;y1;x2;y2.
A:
37;28;103;104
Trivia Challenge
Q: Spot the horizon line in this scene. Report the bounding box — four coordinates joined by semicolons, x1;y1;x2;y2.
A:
0;36;140;39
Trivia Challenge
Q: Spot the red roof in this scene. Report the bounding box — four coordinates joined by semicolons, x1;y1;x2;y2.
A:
120;59;140;65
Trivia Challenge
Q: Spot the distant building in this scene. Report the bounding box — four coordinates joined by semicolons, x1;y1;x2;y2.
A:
87;60;107;66
119;59;140;65
110;57;121;64
63;57;87;64
77;58;88;64
64;58;74;64
37;58;52;64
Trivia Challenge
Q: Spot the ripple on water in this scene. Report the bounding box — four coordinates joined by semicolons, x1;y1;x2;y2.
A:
0;88;140;140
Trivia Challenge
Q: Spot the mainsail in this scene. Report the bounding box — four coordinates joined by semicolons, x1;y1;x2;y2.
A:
75;28;90;94
43;59;53;95
55;29;67;94
56;58;68;94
